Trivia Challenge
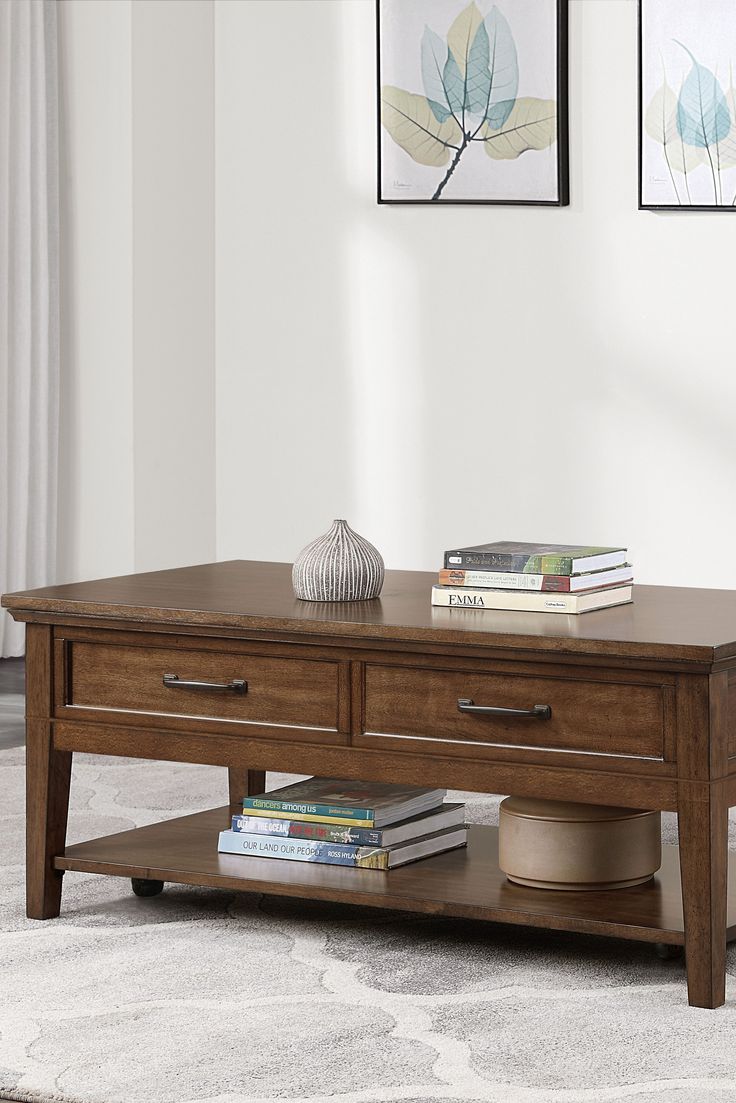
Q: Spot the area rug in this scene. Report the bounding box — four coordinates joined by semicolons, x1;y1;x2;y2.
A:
3;747;736;1103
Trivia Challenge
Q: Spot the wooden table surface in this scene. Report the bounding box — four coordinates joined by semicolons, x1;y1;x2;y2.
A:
5;559;736;662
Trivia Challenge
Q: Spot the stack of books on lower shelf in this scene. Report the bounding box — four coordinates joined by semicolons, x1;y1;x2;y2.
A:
217;777;468;869
432;541;634;615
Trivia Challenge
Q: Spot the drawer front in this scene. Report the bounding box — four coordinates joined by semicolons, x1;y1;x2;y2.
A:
362;664;665;759
64;641;340;734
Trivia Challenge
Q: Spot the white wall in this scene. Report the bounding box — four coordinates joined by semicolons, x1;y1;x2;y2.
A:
57;0;215;584
215;0;736;587
57;0;134;583
132;0;215;573
57;0;736;589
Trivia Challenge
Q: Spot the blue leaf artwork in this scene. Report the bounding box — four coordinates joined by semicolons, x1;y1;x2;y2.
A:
642;3;736;209
380;1;558;201
483;7;518;128
675;44;731;149
421;27;453;123
465;21;492;116
442;48;466;117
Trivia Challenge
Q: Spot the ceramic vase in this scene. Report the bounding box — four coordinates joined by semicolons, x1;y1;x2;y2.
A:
292;519;384;602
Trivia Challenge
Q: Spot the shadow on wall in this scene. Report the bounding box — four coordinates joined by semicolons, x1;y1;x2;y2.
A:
217;0;736;586
216;0;355;565
333;0;736;583
337;0;586;572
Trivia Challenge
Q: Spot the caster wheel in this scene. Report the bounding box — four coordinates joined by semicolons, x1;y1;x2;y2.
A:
131;878;165;898
655;943;683;960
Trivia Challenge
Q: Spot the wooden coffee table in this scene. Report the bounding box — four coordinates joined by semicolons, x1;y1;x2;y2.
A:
4;561;736;1008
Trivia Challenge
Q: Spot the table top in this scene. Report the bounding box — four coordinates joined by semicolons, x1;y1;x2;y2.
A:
4;559;736;663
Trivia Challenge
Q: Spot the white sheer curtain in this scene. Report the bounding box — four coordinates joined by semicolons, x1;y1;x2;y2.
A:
0;0;59;656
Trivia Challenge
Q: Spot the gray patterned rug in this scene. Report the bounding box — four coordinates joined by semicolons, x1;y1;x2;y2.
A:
3;747;736;1103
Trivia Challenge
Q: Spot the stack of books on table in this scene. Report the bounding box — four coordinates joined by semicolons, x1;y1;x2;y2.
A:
432;541;633;615
218;777;467;870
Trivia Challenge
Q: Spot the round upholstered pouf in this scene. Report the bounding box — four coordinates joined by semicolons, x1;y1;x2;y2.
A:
498;797;662;891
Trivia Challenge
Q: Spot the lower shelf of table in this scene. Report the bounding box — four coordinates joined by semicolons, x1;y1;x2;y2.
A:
55;806;736;945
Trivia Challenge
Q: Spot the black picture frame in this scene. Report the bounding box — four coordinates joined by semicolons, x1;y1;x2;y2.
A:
639;0;736;212
376;0;569;206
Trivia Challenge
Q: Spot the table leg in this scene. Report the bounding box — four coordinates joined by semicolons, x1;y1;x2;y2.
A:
228;768;266;810
26;718;72;919
678;781;728;1008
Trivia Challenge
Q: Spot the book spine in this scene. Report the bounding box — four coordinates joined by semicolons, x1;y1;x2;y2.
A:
241;797;373;823
218;831;388;868
432;586;581;612
444;551;574;574
231;815;383;846
241;806;376;827
439;569;571;592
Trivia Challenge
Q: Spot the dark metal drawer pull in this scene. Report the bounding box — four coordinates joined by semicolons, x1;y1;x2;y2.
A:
457;698;551;720
163;673;247;695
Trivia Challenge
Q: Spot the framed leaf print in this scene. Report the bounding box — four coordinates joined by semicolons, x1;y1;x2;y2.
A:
640;0;736;210
376;0;569;205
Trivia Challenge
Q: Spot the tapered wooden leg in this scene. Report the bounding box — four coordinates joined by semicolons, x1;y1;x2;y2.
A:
26;719;72;919
678;782;728;1008
228;768;266;810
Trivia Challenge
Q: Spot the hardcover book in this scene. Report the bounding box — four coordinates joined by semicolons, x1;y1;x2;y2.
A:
242;777;446;828
217;826;468;869
431;584;633;615
443;541;627;575
231;803;466;846
438;566;634;593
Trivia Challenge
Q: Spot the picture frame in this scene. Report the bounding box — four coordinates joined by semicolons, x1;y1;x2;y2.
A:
639;0;736;211
376;0;569;206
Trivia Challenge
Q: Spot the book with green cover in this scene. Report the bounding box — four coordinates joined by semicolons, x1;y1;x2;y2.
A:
443;541;627;576
242;777;446;828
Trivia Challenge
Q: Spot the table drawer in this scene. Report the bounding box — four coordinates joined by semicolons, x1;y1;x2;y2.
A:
62;641;340;736
361;664;665;759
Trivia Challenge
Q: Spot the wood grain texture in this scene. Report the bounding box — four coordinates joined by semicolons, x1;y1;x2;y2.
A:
675;673;730;783
352;731;677;778
28;613;719;675
227;769;266;811
728;668;736;758
363;663;665;758
52;720;681;811
25;626;72;919
677;781;729;1008
53;624;683;686
66;640;340;730
673;673;730;1007
6;560;736;662
25;623;53;718
26;720;72;919
53;807;736;947
709;671;730;780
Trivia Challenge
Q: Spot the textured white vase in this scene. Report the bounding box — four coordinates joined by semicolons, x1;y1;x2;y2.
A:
292;519;384;602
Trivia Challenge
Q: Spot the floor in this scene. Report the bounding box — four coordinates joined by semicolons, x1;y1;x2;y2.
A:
0;658;25;750
3;752;733;1101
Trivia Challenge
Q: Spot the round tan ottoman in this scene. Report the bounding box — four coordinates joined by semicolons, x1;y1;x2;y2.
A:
499;797;662;891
